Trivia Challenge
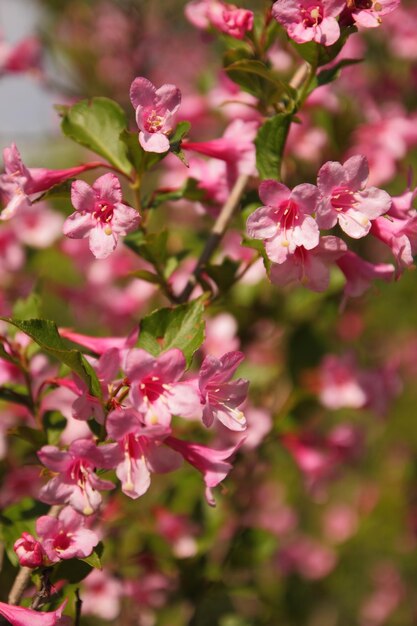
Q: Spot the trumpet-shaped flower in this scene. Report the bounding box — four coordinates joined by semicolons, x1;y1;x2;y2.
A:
13;532;44;568
0;601;67;626
199;351;248;431
38;438;118;515
272;0;345;46
63;173;140;259
185;1;254;40
36;506;99;563
130;77;181;153
247;179;320;264
316;155;392;238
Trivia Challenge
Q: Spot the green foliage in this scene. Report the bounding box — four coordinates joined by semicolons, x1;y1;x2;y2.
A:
224;58;295;106
137;297;206;367
13;293;42;320
205;258;240;292
255;113;293;180
0;318;102;398
292;27;356;67
146;178;204;210
61;97;133;176
309;58;363;94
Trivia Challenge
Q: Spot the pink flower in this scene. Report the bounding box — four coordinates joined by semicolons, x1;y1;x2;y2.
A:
370;214;417;272
81;570;123;620
0;601;67;626
184;119;258;179
0;36;42;75
166;436;244;505
130;77;181;153
343;0;400;29
14;532;44;568
186;1;254;39
272;0;345;46
318;354;368;410
125;348;201;427
154;507;198;558
36;506;99;563
0;144;101;220
106;409;182;498
63;173;140;259
316;155;392;238
247;179;320;264
38;438;118;515
337;250;395;299
269;235;347;292
278;536;337;580
199;351;248;431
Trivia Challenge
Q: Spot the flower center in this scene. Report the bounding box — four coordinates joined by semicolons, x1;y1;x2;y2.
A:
53;531;72;552
331;187;356;212
301;4;323;26
143;108;165;133
140;375;165;403
92;201;114;225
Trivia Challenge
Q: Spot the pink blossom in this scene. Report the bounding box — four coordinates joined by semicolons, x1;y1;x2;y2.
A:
125;348;201;427
186;1;254;39
247;179;320;264
0;144;102;220
203;313;239;357
199;351;248;431
269;235;347;292
154;507;198;558
323;504;359;543
36;506;99;563
81;569;123;620
343;0;400;29
166;436;244;505
63;173;140;259
318;353;368;409
106;408;182;498
316;155;392;238
184;119;258;179
371;214;417;272
13;532;44;568
59;327;138;355
278;536;337;580
337;250;395;299
0;36;42;75
0;601;67;626
272;0;345;46
130;77;181;153
38;438;118;515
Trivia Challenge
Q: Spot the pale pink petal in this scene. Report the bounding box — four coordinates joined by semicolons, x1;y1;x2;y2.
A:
155;84;181;115
130;76;156;110
146;444;183;473
290;183;320;215
246;206;278;240
317;161;346;195
93;172;122;205
343;155;369;190
139;131;170;153
63;211;94;239
71;179;95;213
355;187;392;219
88;225;118;259
116;454;151;499
258;180;290;208
292;215;320;250
338;209;372;238
111;203;140;234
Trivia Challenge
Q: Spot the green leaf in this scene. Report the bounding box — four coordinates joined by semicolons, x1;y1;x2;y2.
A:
9;424;47;447
124;230;168;268
43;411;67;445
61;97;133;176
147;178;205;209
137;297;206;368
121;130;166;175
81;546;103;570
0;498;49;566
255;113;292;180
0;318;102;398
0;387;33;409
311;58;362;92
225;59;295;105
13;293;41;320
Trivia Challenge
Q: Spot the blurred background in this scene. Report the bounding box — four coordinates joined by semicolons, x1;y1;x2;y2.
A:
1;1;417;625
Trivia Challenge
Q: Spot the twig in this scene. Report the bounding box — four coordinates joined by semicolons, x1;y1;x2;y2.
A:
75;588;83;626
177;173;249;303
8;505;63;606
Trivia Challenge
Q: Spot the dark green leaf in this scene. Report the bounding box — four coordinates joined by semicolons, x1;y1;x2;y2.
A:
124;230;168;268
147;178;205;209
137;297;206;367
13;293;41;320
43;411;67;445
255;113;292;180
61;97;133;175
0;318;102;398
9;424;47;447
205;258;240;292
81;546;103;570
0;387;33;409
225;59;295;105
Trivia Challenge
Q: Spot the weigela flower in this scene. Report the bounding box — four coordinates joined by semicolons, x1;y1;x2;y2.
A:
124;348;201;427
130;77;181;153
247;179;320;264
316;155;392;238
0;36;41;75
342;0;400;28
13;532;44;568
63;173;140;259
272;0;345;46
106;409;182;499
185;0;254;39
199;351;248;431
371;213;417;273
0;143;101;220
38;438;118;515
337;250;395;299
36;506;99;563
0;600;67;626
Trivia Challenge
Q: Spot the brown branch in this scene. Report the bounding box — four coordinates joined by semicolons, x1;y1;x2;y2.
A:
177;173;249;303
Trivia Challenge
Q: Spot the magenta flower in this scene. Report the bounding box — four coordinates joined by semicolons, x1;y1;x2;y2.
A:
272;0;345;46
199;351;248;431
0;601;67;626
125;348;201;427
186;1;254;39
371;214;417;272
337;250;395;299
343;0;400;28
38;438;118;515
0;36;42;75
63;173;140;259
269;235;347;292
166;436;244;505
316;155;392;238
130;77;181;153
247;179;320;264
14;532;44;568
106;408;182;499
36;506;99;563
0;143;101;220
